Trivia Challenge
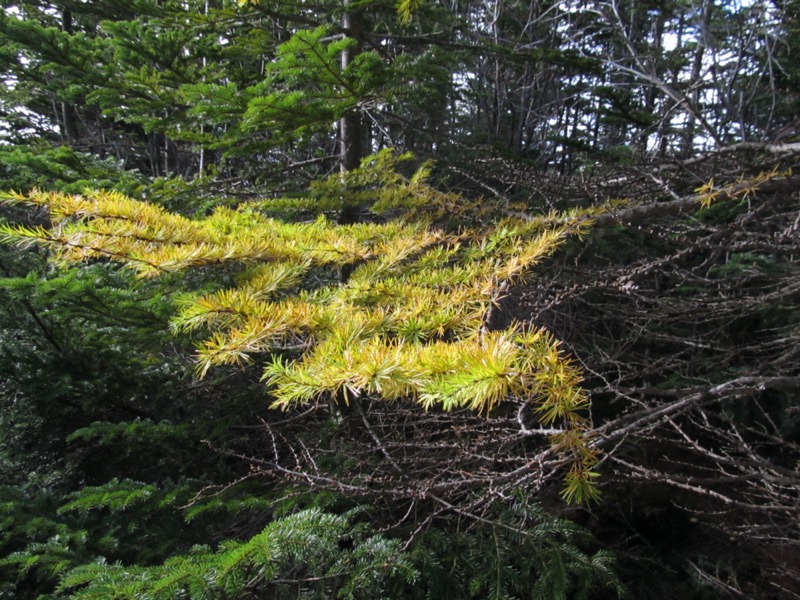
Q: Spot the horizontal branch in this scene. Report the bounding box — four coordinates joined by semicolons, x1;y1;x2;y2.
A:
594;376;800;444
593;174;800;227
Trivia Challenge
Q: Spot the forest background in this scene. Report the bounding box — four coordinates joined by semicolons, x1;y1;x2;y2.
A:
0;0;799;598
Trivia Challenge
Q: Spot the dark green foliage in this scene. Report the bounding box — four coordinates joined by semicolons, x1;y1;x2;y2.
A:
0;479;194;596
0;146;144;194
59;508;418;600
406;499;624;600
0;257;270;598
51;499;624;600
241;26;386;143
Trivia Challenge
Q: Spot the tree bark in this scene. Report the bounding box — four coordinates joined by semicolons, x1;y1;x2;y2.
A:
339;0;363;175
338;0;364;225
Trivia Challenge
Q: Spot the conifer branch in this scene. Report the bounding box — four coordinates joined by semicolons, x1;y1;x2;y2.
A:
0;154;603;501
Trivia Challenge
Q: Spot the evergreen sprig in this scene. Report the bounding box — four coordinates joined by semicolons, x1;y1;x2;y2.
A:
411;496;624;600
58;508;417;599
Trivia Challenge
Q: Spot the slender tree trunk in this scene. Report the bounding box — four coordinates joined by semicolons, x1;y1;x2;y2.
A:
682;0;711;155
199;0;209;176
338;0;364;226
60;6;80;143
339;0;363;175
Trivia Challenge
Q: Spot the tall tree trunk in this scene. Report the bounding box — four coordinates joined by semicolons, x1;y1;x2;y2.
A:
338;0;364;225
60;6;80;143
339;0;363;174
682;0;711;156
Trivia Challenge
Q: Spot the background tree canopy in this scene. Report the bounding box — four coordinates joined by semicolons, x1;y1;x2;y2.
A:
0;0;798;598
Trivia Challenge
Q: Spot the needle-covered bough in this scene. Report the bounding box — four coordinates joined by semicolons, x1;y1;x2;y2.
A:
0;151;611;504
